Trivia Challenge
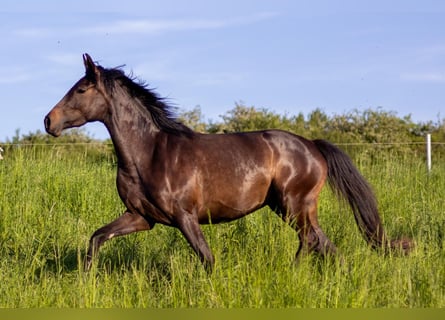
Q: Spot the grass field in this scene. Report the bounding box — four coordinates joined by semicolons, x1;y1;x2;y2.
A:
0;145;443;307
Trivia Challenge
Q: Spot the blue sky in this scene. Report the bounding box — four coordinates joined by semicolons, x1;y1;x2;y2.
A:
1;0;444;141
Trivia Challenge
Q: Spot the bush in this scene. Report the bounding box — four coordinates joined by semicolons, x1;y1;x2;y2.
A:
3;128;114;164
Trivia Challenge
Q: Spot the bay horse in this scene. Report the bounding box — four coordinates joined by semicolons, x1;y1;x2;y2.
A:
44;54;412;271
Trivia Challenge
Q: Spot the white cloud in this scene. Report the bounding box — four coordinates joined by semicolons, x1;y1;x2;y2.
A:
419;45;445;60
13;12;279;40
189;71;248;87
0;70;31;84
400;72;445;83
81;12;279;36
13;27;53;38
45;53;80;66
85;19;220;35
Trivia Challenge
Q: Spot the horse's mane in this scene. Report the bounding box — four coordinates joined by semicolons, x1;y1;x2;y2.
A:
99;66;193;137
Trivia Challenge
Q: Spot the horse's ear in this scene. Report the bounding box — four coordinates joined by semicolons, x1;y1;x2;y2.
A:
83;53;100;82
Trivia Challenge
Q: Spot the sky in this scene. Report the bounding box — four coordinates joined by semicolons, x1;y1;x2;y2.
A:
1;0;445;141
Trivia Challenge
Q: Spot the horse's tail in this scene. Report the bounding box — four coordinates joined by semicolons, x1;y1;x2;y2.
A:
312;139;413;253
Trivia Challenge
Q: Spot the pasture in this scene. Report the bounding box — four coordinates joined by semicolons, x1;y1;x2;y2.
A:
0;144;443;307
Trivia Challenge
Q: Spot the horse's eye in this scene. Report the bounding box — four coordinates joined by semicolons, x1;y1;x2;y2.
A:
77;88;86;94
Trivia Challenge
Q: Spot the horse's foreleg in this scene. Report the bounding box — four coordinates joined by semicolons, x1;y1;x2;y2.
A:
85;211;153;270
175;212;215;271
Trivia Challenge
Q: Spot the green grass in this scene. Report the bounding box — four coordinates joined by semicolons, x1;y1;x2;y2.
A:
0;145;443;307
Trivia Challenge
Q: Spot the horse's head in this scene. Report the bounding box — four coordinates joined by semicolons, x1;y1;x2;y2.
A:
44;53;110;137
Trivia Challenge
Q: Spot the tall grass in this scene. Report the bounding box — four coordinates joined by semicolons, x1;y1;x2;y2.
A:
0;145;443;307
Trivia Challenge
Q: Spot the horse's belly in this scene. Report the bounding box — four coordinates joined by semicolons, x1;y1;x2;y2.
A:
199;177;270;223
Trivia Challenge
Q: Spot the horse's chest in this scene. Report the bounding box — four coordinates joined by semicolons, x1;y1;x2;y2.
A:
116;170;174;224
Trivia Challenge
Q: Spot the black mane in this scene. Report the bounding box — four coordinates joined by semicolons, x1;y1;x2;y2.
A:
100;66;193;137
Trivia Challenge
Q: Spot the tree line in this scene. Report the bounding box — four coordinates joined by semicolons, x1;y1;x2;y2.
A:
179;103;444;143
6;104;445;144
4;104;444;161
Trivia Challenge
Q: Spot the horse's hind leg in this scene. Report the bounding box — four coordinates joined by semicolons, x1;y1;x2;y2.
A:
85;211;153;270
283;197;337;261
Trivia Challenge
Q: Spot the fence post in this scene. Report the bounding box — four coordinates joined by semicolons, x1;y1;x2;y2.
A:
426;134;431;173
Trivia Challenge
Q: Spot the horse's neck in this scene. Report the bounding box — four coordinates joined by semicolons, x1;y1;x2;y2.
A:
104;92;161;168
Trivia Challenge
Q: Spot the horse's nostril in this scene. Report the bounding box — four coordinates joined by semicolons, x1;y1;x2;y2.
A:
44;116;51;131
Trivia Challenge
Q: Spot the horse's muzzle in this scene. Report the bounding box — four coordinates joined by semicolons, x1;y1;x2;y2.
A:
44;114;61;137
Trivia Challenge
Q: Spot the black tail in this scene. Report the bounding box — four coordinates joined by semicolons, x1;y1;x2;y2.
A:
313;139;412;253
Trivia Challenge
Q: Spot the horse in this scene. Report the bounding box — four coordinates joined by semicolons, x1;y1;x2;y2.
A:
44;53;412;271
